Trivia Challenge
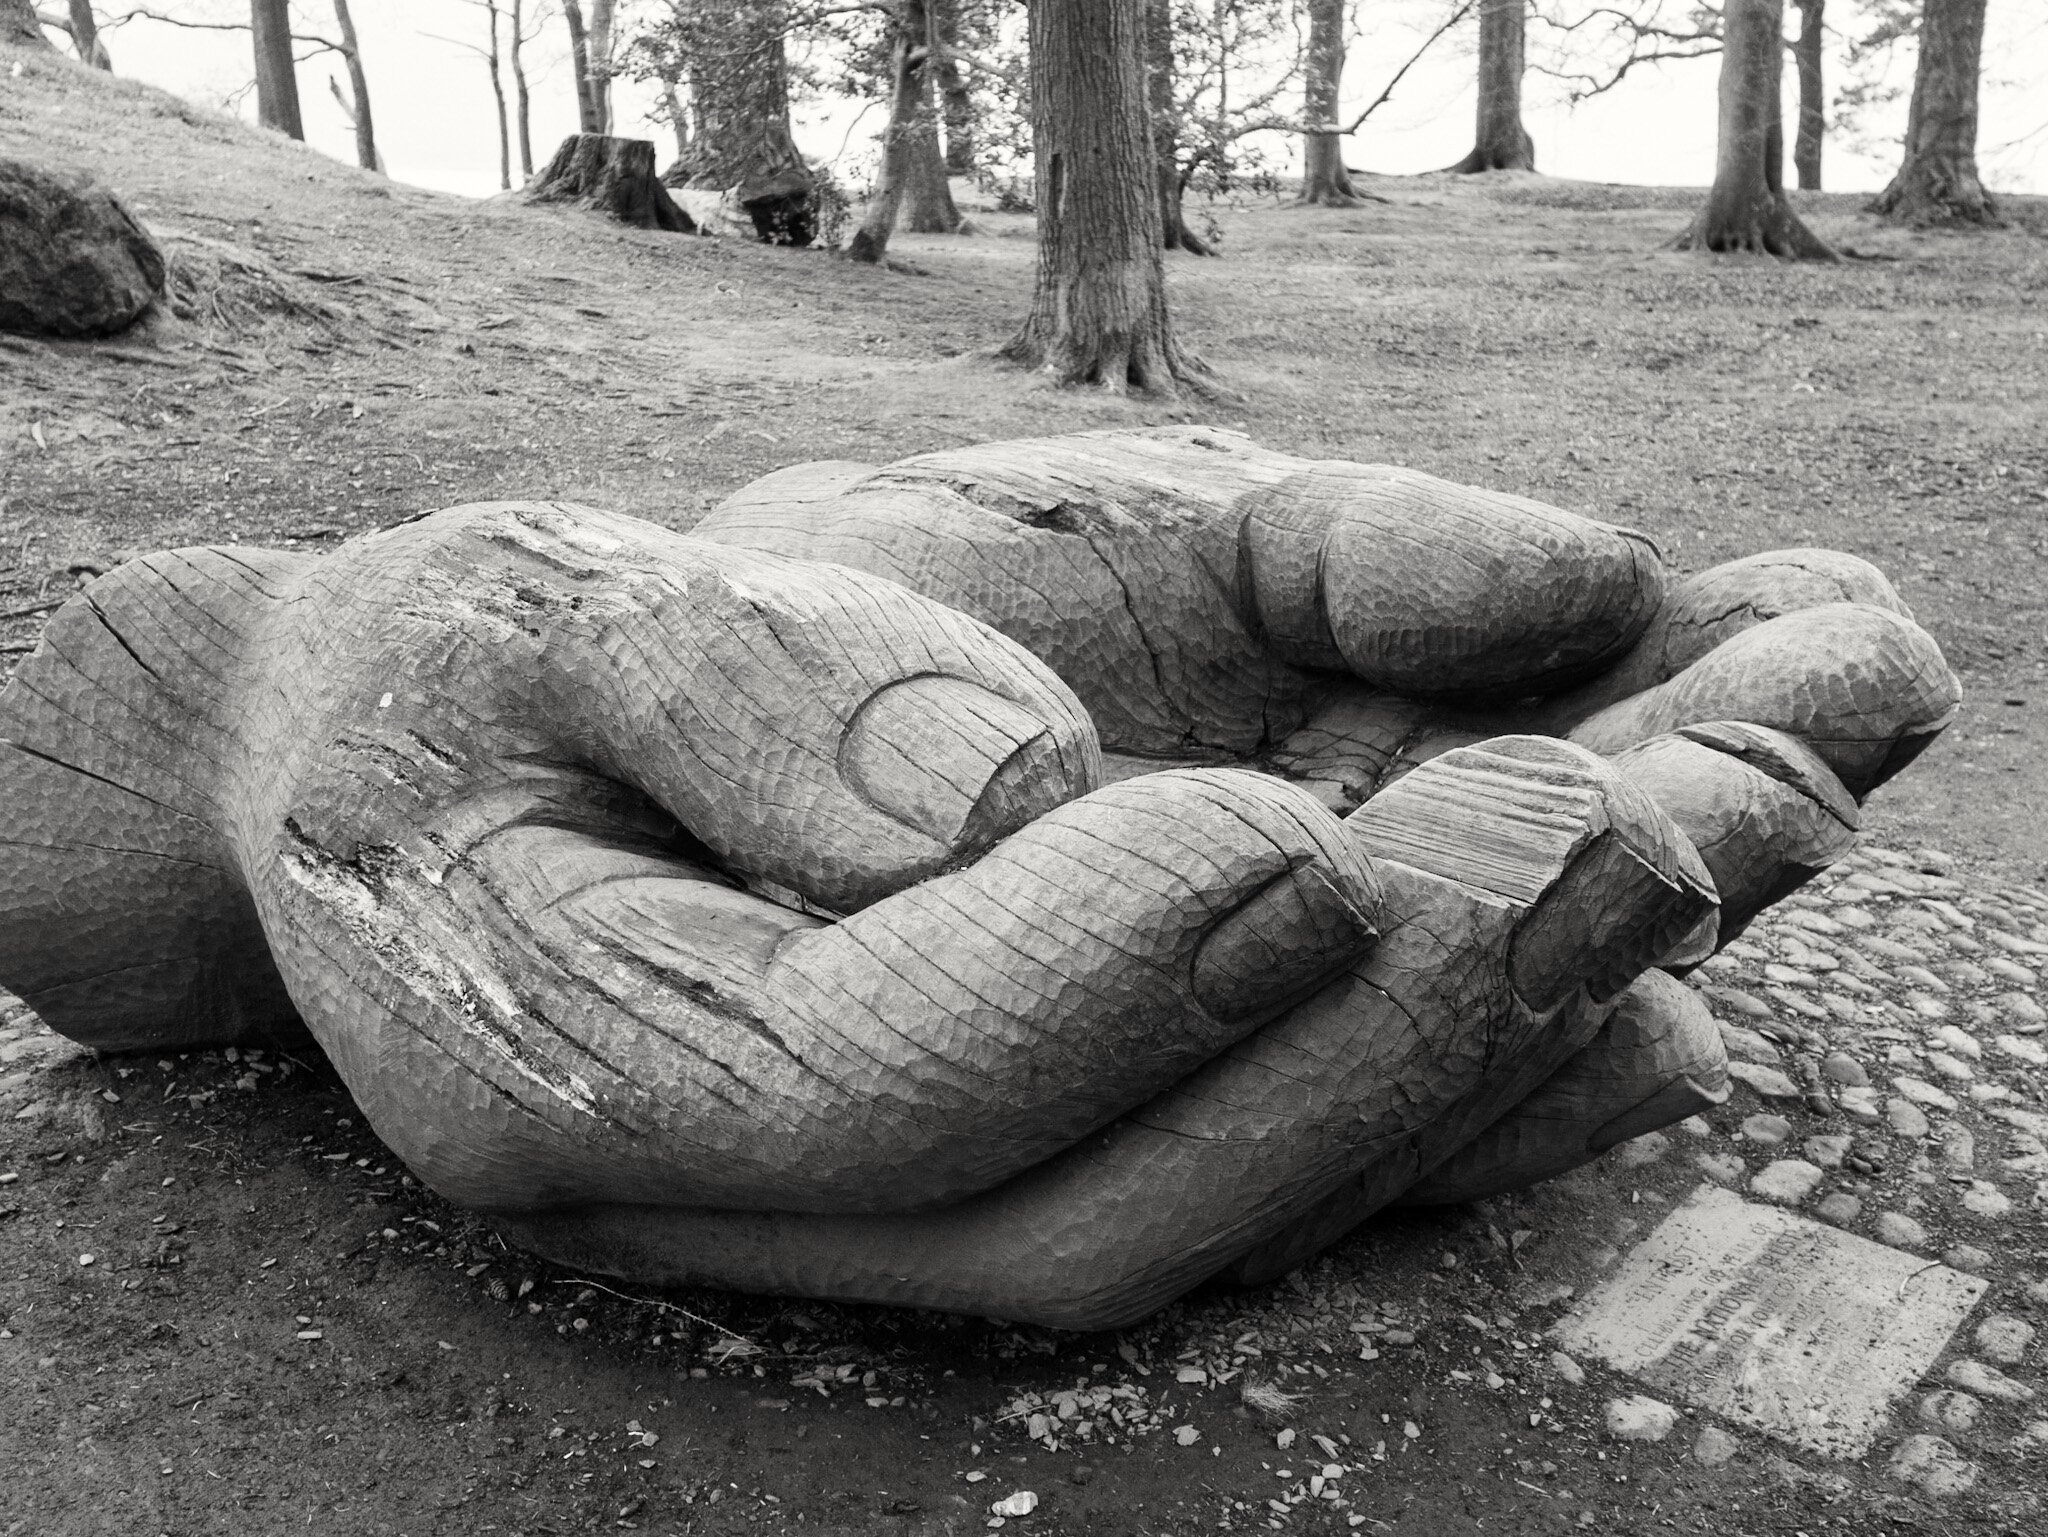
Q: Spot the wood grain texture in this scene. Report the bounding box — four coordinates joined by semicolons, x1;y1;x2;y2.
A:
1396;966;1730;1207
0;427;1962;1328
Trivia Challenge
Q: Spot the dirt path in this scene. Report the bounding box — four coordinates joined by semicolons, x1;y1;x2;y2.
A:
2;43;2046;1537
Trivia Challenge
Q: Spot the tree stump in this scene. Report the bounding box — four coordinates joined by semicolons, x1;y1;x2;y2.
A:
525;135;695;233
0;158;166;337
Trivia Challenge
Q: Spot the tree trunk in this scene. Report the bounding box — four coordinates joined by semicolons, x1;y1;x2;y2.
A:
511;0;534;180
659;73;689;164
1146;0;1214;254
562;0;599;134
250;0;304;139
1449;0;1535;173
902;0;962;235
931;0;974;176
1299;0;1358;206
483;0;510;190
846;0;927;263
0;0;53;51
1791;0;1823;190
1867;0;1998;227
669;10;817;247
67;0;108;68
999;0;1200;393
526;134;697;233
330;0;378;174
1676;0;1834;260
586;0;615;135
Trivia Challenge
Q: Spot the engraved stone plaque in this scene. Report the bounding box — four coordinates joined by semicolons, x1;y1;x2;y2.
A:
1553;1184;1987;1457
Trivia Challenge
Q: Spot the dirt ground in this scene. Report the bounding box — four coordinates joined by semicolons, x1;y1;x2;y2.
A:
2;42;2046;1537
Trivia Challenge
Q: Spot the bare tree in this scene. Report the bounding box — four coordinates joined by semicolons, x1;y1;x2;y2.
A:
1000;0;1203;393
1790;0;1822;187
66;1;111;66
1146;0;1215;251
1867;0;1998;226
563;0;598;130
327;0;377;170
1299;0;1357;204
512;0;541;179
563;0;614;133
1449;0;1535;171
846;0;960;263
250;0;303;137
1676;0;1835;258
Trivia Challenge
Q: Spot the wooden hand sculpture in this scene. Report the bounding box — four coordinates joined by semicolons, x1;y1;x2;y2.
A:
0;428;1959;1329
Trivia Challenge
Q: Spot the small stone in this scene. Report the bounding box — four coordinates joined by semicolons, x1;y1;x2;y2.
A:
1764;963;1816;988
1875;1211;1930;1249
1838;1085;1882;1122
1803;1133;1852;1169
1910;996;1952;1022
1947;1358;2034;1402
1894;1076;1959;1112
1926;1051;1975;1082
1816;1192;1863;1224
1920;1390;1982;1434
1998;1034;2048;1065
1740;1114;1794;1147
1888;1434;1978;1497
1718;1023;1782;1064
1960;1181;2013;1219
1750;1159;1824;1205
1604;1394;1678;1442
1887;1098;1931;1139
1677;1115;1714;1138
1973;1315;2035;1367
1703;985;1771;1018
1548;1351;1585;1386
1942;1244;1993;1274
1692;1426;1740;1466
2001;992;2046;1028
1695;1151;1745;1185
1820;1052;1868;1087
1727;1062;1801;1100
1616;1131;1669;1169
1932;1025;1982;1061
1912;849;1956;876
1937;1123;1975;1172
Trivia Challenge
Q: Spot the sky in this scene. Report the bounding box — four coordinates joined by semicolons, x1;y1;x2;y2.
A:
51;2;2048;204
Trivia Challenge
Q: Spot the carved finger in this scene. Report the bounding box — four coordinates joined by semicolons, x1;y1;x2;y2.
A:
495;738;1717;1330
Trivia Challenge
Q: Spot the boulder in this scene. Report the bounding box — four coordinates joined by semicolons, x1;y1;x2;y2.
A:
0;159;166;337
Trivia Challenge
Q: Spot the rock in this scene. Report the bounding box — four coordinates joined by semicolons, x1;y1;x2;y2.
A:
1718;1022;1782;1064
1677;1115;1714;1138
1821;1052;1868;1087
1701;985;1771;1018
1804;1133;1852;1169
0;159;166;337
1973;1315;2035;1367
1894;1076;1959;1112
1727;1062;1801;1101
1548;1350;1585;1386
2001;992;2046;1028
1998;1034;2048;1065
1947;1358;2034;1402
1936;1123;1975;1172
1604;1394;1679;1442
1838;1085;1882;1122
1740;1114;1794;1147
1887;1098;1930;1139
1875;1211;1930;1250
1889;1434;1979;1496
1911;849;1955;876
1692;1426;1740;1466
1816;1192;1863;1224
2014;1418;2048;1454
1695;1151;1746;1185
1920;1389;1982;1434
1959;1181;2013;1219
1941;1244;1993;1274
1750;1160;1824;1205
1616;1131;1669;1169
1932;1024;1981;1061
1925;1050;1974;1082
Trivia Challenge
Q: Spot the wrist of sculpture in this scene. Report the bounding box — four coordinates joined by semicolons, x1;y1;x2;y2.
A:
0;426;1959;1330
